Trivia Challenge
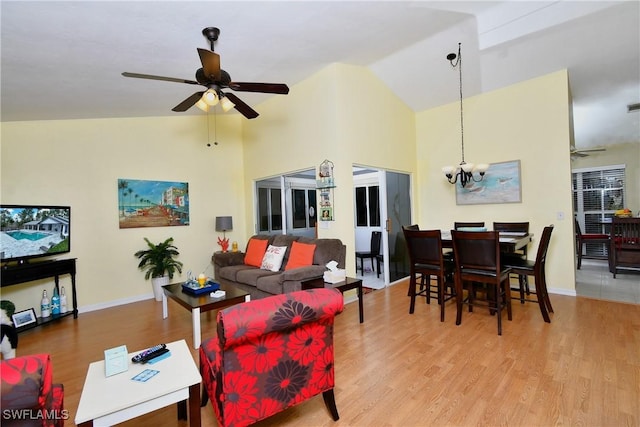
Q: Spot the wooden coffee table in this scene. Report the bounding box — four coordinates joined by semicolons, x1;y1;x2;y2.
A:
75;339;201;427
162;282;250;349
301;276;364;323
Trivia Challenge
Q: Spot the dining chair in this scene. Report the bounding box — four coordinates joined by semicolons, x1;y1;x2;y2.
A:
454;221;485;230
502;225;554;322
451;230;513;335
575;218;609;269
493;221;531;302
403;229;455;321
356;231;382;275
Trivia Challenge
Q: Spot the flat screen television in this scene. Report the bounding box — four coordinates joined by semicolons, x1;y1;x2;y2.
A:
0;205;71;264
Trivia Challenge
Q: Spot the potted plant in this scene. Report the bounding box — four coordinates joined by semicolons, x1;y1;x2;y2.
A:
134;237;183;301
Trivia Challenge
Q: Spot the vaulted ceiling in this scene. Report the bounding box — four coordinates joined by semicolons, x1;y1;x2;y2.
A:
1;1;638;149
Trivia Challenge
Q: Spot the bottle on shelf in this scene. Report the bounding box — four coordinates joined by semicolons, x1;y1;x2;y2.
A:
41;290;50;318
51;287;60;315
60;286;68;314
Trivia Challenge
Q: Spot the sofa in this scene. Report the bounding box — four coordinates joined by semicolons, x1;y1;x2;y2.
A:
200;288;344;426
212;234;346;299
0;353;65;427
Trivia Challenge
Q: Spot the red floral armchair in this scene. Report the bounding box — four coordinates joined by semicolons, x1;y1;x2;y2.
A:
0;354;65;427
199;288;344;427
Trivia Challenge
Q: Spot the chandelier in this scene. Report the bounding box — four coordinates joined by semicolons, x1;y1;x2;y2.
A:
442;43;488;188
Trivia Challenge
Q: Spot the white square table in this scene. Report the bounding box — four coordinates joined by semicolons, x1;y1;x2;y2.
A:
75;339;201;427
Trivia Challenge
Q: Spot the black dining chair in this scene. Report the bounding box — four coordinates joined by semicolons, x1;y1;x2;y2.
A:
451;230;513;335
403;229;455;321
454;222;485;230
575;218;609;269
502;225;554;322
355;231;382;275
493;221;531;302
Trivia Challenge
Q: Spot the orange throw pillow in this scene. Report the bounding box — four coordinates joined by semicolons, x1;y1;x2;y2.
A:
285;241;317;270
245;238;269;267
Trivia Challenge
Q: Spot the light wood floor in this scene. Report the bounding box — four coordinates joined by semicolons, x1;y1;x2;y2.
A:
12;280;640;426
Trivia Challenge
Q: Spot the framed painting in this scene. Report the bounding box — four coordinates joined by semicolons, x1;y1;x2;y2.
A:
12;308;37;328
118;179;189;228
456;160;522;205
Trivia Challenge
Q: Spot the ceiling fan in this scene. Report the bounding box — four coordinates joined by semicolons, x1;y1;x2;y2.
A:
122;27;289;119
570;145;606;159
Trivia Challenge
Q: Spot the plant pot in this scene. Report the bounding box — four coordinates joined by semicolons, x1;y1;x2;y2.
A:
151;276;170;301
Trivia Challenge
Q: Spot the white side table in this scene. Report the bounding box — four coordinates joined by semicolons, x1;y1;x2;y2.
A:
75;339;201;426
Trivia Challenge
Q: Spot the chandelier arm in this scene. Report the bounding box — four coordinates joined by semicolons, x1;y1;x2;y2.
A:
471;172;485;183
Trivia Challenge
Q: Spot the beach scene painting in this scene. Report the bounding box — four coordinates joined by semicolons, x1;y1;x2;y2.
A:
456;160;522;205
118;179;189;228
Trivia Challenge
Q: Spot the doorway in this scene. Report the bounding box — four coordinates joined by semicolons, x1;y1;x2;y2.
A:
353;166;412;288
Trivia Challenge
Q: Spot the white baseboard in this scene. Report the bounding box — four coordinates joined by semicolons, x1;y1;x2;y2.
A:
78;293;155;314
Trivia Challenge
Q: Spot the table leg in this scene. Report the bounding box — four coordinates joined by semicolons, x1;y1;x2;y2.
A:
189;383;202;427
245;295;251;302
357;283;364;323
177;400;187;420
162;293;168;319
192;307;201;349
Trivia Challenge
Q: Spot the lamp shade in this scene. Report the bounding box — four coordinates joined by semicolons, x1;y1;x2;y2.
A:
215;216;233;232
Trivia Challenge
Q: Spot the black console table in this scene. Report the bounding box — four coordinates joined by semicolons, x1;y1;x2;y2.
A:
1;258;78;332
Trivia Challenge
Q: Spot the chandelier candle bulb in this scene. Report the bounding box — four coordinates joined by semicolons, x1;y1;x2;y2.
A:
442;166;455;175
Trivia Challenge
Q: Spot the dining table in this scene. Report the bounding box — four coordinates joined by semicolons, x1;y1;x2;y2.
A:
440;230;533;253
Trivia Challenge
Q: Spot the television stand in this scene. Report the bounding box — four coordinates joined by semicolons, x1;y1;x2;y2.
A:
1;258;78;332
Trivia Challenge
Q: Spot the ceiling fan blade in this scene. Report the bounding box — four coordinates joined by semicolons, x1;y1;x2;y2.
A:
172;92;204;112
228;82;289;94
224;92;259;119
570;145;606;154
122;72;198;85
197;48;221;81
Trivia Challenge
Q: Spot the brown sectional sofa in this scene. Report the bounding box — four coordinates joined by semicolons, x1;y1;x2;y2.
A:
212;234;346;299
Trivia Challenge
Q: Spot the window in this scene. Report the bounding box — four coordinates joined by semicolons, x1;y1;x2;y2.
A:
258;187;282;232
572;165;626;257
291;189;317;229
355;185;380;227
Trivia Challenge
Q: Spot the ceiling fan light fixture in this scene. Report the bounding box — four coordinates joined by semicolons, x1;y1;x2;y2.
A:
195;98;210;112
220;96;235;112
202;89;219;106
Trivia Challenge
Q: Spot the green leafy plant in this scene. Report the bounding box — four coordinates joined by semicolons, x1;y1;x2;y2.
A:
134;237;183;280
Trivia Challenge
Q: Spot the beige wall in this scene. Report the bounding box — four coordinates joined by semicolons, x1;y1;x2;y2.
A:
1;66;584;314
241;63;417;275
572;142;640;213
1;115;246;311
417;70;576;294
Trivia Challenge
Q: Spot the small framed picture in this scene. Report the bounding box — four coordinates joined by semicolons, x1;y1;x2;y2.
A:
12;308;37;328
320;207;333;221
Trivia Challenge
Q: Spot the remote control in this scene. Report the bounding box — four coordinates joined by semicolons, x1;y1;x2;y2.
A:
141;348;170;364
132;344;167;363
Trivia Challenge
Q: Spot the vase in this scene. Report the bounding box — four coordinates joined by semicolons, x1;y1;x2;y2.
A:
151;276;170;302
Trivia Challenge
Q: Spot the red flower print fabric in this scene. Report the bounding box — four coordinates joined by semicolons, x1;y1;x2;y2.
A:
200;288;344;427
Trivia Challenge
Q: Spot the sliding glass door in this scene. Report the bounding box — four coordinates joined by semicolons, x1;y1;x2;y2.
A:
383;171;412;283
